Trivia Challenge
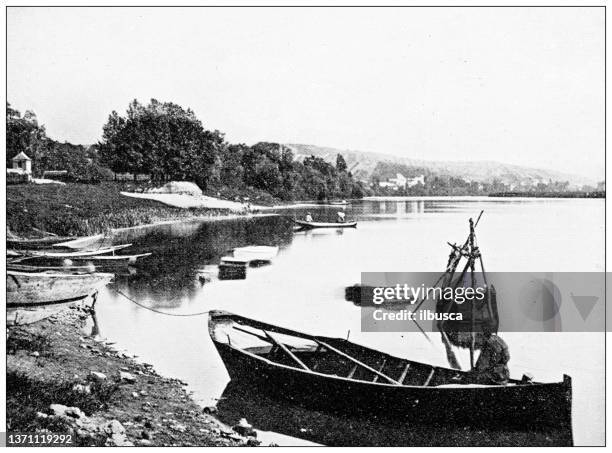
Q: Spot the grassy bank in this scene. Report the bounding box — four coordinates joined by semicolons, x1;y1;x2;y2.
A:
6;307;258;447
7;182;232;237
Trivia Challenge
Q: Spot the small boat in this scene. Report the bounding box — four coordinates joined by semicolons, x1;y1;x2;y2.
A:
294;220;357;229
52;233;106;250
328;200;349;206
7;263;98;273
232;246;279;262
220;256;251;266
208;310;573;431
8;243;132;259
66;252;151;263
7;269;113;325
7;270;114;306
7;235;75;249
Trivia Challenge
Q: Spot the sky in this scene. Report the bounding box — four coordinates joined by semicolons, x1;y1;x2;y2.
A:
7;7;605;181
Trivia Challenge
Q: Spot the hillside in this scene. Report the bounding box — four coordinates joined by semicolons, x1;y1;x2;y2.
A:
285;144;595;188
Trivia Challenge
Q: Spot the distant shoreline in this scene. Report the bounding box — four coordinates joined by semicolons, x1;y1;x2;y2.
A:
488;191;605;199
365;194;605;201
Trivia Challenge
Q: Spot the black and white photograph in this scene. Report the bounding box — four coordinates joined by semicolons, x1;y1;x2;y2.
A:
2;3;607;448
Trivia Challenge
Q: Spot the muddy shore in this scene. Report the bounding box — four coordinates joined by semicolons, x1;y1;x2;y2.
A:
6;305;266;447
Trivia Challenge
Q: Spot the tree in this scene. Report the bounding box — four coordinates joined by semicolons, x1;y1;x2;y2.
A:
98;99;223;188
336;153;348;172
6;103;48;174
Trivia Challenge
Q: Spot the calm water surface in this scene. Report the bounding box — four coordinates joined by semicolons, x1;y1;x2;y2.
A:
90;198;604;446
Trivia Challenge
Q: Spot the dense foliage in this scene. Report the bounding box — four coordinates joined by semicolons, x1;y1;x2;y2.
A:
9;100;588;199
7;103;110;182
98;99;366;200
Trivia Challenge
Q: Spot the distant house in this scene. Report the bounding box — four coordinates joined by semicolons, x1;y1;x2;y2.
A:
406;175;425;188
7;151;32;184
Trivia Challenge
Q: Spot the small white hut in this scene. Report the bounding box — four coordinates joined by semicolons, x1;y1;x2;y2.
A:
7;151;32;183
12;151;32;175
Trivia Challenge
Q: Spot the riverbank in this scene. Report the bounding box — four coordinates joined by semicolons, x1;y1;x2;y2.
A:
121;191;267;211
6;307;265;447
7;183;241;237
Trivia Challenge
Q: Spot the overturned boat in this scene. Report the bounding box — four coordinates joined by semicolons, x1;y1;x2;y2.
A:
208;310;573;432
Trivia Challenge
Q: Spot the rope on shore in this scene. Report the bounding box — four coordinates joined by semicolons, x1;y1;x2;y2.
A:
113;288;210;317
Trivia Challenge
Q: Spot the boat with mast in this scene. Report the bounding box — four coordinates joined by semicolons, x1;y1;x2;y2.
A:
208;212;572;436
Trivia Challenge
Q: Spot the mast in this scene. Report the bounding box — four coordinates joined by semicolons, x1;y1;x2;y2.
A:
410;211;486;371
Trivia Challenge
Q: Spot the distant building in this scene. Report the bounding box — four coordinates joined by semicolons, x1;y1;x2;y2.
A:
12;151;32;174
406;175;425;188
7;151;32;184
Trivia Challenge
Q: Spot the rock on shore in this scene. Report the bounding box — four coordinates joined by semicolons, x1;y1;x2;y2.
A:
6;306;259;447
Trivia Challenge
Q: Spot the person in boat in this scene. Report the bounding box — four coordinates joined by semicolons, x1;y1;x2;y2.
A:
337;211;346;223
305;212;313;222
470;326;510;385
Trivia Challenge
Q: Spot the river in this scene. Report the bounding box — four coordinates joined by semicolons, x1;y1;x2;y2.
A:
88;197;604;446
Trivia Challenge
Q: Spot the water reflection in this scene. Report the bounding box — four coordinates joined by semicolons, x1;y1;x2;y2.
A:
216;381;571;446
109;216;294;305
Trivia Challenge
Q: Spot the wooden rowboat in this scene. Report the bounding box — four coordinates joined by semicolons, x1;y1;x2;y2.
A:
7;269;113;325
208;310;573;432
294;220;357;229
7;270;113;307
8;263;99;273
66;252;151;263
51;233;106;250
8;243;132;259
7;235;75;249
8;298;97;326
232;246;279;262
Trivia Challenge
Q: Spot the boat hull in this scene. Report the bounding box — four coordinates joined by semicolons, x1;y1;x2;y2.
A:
216;380;571;446
213;340;572;431
294;220;357;229
7;271;113;306
209;311;572;435
7;236;75;250
232;246;279;261
7;297;96;326
9;244;132;259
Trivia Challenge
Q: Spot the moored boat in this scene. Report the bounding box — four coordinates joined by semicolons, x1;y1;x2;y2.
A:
232;245;279;262
7;270;114;307
208;310;573;432
51;233;106;250
8;243;132;259
7;235;76;249
294;220;357;229
7;263;98;273
64;252;151;263
328;200;349;206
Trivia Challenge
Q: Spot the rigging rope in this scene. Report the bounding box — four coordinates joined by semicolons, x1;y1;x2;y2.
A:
112;288;210;317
